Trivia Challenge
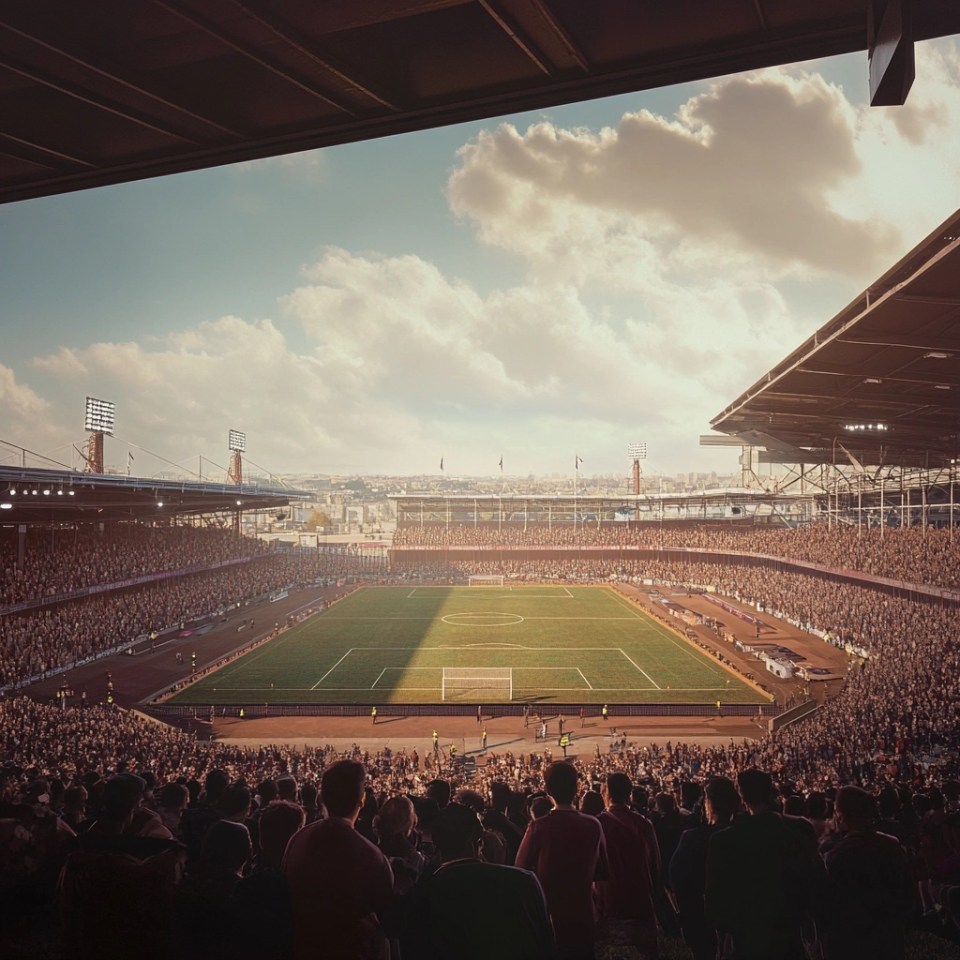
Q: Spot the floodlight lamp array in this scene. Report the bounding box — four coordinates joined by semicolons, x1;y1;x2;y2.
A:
843;423;888;432
228;429;246;452
84;396;115;434
3;486;76;507
627;442;647;459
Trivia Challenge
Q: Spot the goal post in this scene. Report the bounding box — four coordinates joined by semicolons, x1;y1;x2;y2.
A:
468;574;504;587
441;666;513;701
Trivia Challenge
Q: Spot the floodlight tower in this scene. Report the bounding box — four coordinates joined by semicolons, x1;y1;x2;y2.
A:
82;397;115;474
227;429;246;485
227;430;246;539
627;442;647;495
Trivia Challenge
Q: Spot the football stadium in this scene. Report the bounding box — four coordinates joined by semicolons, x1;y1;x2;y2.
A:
3;6;960;960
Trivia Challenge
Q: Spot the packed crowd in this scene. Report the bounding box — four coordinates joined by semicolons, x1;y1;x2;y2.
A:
0;552;380;690
392;520;960;590
0;558;290;690
1;695;958;959
0;525;271;607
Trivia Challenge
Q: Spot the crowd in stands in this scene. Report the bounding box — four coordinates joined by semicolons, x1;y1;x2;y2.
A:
0;524;389;691
0;525;270;607
393;521;960;590
1;694;958;959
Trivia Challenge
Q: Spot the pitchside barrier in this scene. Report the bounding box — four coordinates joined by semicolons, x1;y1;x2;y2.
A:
148;700;798;720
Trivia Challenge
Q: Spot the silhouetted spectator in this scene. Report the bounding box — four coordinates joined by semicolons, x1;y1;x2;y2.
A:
820;785;918;960
670;776;740;960
283;759;394;960
596;771;661;959
706;769;822;960
402;801;555;960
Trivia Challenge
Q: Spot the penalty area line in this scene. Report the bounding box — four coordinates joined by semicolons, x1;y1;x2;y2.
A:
618;647;661;689
311;648;354;689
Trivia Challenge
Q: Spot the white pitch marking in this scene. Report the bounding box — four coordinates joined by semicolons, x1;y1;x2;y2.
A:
311;648;355;689
577;668;593;690
617;648;661;689
370;669;387;689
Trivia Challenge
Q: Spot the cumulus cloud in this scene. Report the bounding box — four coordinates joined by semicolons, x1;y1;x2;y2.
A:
0;364;49;420
448;69;904;280
0;365;63;466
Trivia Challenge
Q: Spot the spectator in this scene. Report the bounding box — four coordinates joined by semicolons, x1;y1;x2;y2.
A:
516;760;608;959
706;769;823;960
670;776;740;960
402;801;555;960
58;774;183;960
596;771;661;959
820;785;918;960
175;819;252;960
233;800;305;960
283;759;394;960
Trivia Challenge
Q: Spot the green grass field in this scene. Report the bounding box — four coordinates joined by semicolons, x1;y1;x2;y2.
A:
167;585;767;706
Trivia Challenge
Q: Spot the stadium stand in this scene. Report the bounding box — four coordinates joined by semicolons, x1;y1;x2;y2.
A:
0;525;384;691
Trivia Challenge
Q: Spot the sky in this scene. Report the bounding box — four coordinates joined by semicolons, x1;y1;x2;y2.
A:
2;39;960;482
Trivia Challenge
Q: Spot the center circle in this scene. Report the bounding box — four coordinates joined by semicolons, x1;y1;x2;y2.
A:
441;612;523;627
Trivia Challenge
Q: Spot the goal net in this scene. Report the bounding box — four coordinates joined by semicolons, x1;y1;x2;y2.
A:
441;666;513;701
468;574;504;587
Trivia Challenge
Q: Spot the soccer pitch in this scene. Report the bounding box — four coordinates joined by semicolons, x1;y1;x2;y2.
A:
167;585;767;706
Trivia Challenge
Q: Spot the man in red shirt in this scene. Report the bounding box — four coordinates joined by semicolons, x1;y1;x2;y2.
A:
597;771;661;959
516;760;608;959
283;760;394;960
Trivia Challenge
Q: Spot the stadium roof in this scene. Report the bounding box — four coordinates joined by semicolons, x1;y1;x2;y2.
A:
710;209;960;468
0;465;310;523
3;1;960;204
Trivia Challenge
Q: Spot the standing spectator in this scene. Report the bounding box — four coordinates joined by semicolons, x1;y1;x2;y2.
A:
299;780;324;824
648;792;687;936
820;785;917;960
174;820;251;960
706;769;822;960
283;760;394;960
596;771;661;959
670;776;740;960
180;768;229;865
484;782;525;865
59;774;183;960
156;782;190;839
402;801;555;960
516;760;608;959
233;800;305;960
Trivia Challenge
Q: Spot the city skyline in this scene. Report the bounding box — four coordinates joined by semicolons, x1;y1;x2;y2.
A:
2;39;960;480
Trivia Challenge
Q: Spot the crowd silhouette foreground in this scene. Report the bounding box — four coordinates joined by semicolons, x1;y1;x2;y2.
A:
1;692;958;959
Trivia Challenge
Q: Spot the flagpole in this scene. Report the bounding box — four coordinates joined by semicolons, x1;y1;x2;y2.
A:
574;454;578;535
